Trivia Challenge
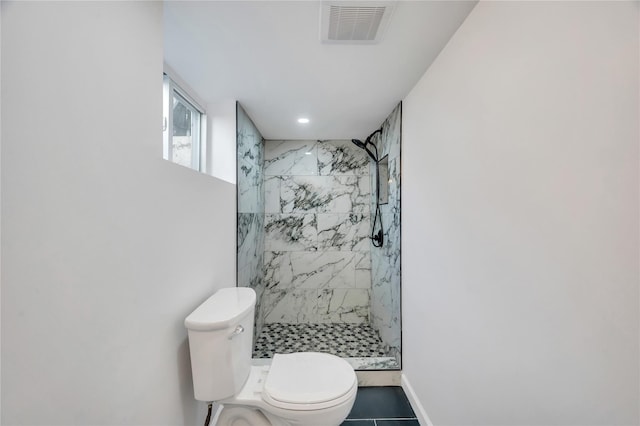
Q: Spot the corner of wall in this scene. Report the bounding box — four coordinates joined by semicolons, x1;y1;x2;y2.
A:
401;374;433;426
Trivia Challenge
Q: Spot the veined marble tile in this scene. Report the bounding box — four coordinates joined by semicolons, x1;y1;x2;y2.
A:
317;213;370;251
262;289;316;323
238;158;264;214
387;276;402;352
279;175;368;214
318;140;369;176
280;176;333;213
324;176;371;214
341;176;371;214
354;251;372;289
237;264;252;288
265;140;317;176
370;222;401;353
253;283;266;337
237;213;253;254
381;212;401;260
237;110;263;164
264;214;317;251
350;358;401;372
317;289;369;323
373;102;401;160
259;136;384;328
290;251;355;289
237;134;262;165
263;251;294;291
264;251;356;290
237;213;264;269
386;155;400;208
277;175;371;214
371;308;401;353
264;176;282;213
236;103;266;339
369;102;402;359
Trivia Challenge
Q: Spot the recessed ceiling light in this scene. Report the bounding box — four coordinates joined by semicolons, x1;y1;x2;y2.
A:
297;117;310;124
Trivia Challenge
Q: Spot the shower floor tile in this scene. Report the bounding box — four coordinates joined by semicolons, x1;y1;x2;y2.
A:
254;323;390;359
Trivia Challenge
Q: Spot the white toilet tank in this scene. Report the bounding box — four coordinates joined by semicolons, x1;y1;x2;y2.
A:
185;287;256;402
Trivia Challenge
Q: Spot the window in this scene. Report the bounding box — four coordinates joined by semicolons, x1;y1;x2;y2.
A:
163;74;206;171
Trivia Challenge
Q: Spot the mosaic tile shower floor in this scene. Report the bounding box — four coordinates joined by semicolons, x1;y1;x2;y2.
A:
253;323;389;358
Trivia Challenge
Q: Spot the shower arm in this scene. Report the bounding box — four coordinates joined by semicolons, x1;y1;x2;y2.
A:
369;136;383;248
365;128;382;148
351;127;384;247
366;129;383;248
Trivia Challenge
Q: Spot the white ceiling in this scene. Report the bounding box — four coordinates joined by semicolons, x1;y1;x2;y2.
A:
164;1;477;140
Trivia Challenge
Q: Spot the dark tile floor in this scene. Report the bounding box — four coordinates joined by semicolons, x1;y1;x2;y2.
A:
342;387;420;426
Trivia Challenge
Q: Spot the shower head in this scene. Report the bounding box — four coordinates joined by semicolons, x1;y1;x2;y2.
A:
351;138;378;162
351;139;367;149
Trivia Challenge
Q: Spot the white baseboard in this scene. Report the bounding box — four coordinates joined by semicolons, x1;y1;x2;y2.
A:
401;373;433;426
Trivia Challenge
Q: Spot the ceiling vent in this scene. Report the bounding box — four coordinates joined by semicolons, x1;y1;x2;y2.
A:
320;1;397;44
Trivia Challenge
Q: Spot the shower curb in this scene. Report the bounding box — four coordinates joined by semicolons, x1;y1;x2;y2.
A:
356;370;402;386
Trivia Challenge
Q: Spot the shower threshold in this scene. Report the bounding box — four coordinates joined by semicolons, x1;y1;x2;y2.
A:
253;323;399;370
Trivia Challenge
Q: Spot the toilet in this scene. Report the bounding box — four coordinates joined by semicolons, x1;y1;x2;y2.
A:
184;287;358;426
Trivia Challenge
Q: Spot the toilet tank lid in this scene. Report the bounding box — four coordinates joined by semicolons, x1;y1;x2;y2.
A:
184;287;256;331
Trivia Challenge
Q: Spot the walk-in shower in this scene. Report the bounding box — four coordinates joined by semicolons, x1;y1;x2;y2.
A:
236;102;402;370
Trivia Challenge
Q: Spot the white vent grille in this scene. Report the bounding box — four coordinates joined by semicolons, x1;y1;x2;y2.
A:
321;2;396;44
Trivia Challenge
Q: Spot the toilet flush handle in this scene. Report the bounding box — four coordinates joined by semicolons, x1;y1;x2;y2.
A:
228;325;244;340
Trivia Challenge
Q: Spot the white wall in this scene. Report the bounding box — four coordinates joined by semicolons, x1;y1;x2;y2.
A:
207;100;237;184
402;2;639;425
0;2;3;421
1;2;235;425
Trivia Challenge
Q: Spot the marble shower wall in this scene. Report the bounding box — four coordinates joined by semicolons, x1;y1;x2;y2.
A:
262;140;372;324
236;103;266;335
370;103;402;362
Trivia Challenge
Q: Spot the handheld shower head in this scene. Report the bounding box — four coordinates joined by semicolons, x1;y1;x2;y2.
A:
351;131;384;248
351;139;367;149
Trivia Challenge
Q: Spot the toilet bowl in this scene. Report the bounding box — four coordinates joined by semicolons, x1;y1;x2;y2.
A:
218;353;357;426
184;287;357;426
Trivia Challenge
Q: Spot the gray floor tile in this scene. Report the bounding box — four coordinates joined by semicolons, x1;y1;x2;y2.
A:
341;420;376;426
376;420;421;426
347;387;416;419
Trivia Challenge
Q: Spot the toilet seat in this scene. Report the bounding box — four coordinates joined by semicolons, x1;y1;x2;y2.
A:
262;352;357;411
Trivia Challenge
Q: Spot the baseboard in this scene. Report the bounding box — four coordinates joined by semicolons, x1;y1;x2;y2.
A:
401;373;433;426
